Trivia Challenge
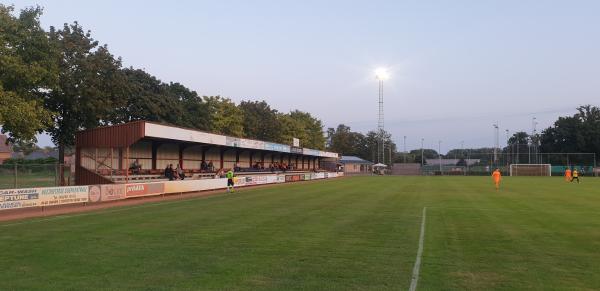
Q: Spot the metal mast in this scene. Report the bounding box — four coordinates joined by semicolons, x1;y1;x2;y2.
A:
378;78;384;164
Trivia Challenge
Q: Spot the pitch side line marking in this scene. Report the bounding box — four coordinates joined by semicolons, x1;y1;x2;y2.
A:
409;207;427;291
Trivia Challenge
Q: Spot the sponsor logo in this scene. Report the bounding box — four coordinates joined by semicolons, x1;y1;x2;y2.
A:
88;185;101;203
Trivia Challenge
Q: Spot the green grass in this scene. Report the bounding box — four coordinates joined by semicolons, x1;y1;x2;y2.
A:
1;176;599;290
0;168;70;189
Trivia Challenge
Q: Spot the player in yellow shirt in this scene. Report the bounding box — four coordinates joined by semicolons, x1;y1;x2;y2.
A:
226;169;235;192
564;168;572;182
571;169;580;184
492;168;502;190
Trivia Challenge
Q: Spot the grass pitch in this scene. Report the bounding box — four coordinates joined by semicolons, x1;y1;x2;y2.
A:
1;176;600;290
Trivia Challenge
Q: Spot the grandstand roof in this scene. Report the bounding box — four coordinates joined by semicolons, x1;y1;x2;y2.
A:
340;156;373;164
76;120;338;158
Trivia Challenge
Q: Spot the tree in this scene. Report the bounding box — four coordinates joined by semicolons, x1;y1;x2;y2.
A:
540;105;600;157
111;68;187;126
357;130;396;164
408;149;438;165
326;124;366;156
285;110;325;150
0;5;54;142
276;113;306;146
168;82;210;131
46;22;127;163
203;96;244;137
11;140;40;155
239;100;279;141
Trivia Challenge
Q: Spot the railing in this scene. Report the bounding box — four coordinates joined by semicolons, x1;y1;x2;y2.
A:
0;164;71;190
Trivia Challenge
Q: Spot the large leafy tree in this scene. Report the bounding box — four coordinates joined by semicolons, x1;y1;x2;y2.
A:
0;5;54;142
326;124;365;156
46;22;127;162
239;100;279;141
203;96;244;137
285;110;325;150
540;105;600;157
111;68;187;126
168;82;210;131
360;130;396;164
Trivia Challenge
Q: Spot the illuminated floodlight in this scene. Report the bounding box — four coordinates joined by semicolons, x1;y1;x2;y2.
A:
375;67;390;80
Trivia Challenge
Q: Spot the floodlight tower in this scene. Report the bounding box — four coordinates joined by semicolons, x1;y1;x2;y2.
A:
505;129;510;167
375;68;389;164
421;138;424;166
403;135;407;163
438;140;442;174
493;123;499;165
529;117;537;164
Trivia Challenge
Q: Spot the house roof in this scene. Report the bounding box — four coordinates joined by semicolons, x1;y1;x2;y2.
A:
24;150;59;160
340;156;373;165
0;135;11;153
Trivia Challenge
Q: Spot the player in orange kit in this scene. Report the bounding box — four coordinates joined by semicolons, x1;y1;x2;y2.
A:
564;167;572;182
492;168;502;190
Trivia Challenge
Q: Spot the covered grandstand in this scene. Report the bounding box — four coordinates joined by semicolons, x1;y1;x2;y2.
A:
75;121;339;185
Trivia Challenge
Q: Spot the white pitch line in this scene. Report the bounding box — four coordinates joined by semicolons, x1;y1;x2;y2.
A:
409;207;427;291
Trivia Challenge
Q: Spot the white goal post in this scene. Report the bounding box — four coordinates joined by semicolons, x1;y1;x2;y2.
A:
509;164;552;176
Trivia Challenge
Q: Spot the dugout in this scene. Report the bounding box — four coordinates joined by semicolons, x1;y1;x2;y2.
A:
74;121;339;185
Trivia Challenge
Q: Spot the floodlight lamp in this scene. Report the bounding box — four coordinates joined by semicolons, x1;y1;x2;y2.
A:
375;68;390;80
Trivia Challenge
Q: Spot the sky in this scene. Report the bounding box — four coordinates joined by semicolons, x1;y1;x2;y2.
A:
9;0;600;153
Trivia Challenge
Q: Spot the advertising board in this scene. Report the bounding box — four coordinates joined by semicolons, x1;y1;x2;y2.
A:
163;179;227;194
125;183;165;198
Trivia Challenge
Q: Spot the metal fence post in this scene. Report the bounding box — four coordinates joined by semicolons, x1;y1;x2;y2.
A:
14;163;18;188
55;163;59;186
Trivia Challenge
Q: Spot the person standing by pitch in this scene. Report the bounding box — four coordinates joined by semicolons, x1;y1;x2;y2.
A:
226;169;235;192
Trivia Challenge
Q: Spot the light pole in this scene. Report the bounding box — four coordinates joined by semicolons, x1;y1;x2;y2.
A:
438;140;442;174
493;123;499;166
421;138;424;166
505;129;509;168
375;68;389;164
528;117;537;164
403;135;407;163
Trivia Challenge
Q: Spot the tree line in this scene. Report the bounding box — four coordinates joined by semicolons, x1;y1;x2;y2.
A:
327;105;600;165
0;5;326;163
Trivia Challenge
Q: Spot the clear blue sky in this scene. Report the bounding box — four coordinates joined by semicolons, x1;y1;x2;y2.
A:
11;0;600;153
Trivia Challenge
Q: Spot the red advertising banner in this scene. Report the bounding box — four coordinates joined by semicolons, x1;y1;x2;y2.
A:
125;183;165;198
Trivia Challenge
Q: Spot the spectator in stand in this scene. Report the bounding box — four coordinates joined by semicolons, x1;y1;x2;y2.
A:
234;163;241;172
200;160;208;172
269;163;274;172
176;164;185;180
164;164;174;180
172;164;180;180
130;159;142;175
208;161;214;172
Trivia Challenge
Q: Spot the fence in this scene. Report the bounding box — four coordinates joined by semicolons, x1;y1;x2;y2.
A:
397;152;597;176
0;164;71;190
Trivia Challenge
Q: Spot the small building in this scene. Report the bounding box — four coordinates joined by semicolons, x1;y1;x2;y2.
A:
340;156;373;174
0;135;12;164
